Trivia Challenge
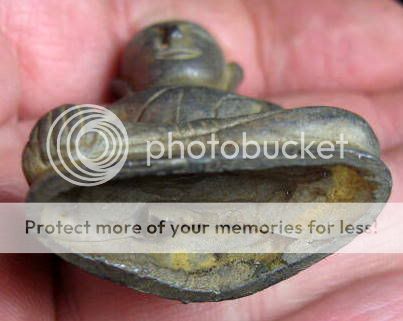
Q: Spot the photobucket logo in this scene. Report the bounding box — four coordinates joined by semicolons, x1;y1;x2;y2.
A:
146;132;348;166
46;104;129;186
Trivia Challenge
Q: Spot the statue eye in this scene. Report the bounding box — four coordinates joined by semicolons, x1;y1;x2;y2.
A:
170;27;184;39
159;25;184;48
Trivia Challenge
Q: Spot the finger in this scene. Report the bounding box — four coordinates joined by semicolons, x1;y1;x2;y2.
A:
0;254;54;321
270;89;403;151
0;0;123;119
247;0;403;95
2;0;403;119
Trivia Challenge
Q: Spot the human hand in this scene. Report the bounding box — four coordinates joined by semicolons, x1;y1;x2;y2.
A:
0;1;402;320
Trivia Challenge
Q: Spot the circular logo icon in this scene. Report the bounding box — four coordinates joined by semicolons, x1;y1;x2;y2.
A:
46;104;129;186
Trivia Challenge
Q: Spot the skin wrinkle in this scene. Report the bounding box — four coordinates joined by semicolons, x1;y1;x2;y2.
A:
55;261;82;321
0;1;121;119
0;255;55;321
0;2;57;107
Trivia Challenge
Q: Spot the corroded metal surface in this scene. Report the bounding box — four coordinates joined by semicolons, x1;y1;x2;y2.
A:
22;21;392;302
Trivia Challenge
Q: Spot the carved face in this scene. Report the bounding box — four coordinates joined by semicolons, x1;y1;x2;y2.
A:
120;21;231;90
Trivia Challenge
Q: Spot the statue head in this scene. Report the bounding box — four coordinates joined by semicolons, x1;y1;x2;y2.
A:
119;21;243;92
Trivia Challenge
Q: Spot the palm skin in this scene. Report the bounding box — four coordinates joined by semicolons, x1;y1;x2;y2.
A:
0;1;403;320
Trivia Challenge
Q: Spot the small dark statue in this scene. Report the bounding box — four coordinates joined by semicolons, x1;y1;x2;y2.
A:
23;21;391;302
